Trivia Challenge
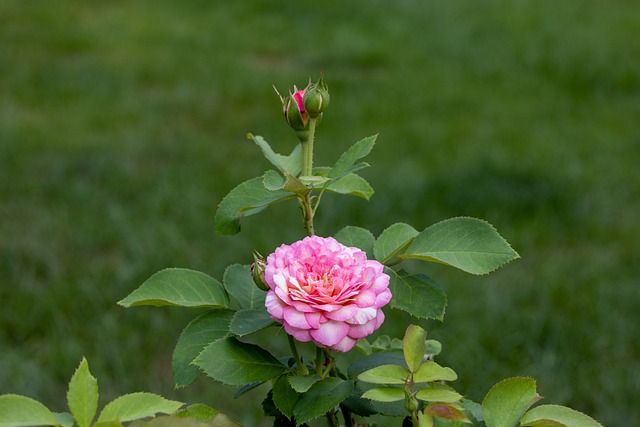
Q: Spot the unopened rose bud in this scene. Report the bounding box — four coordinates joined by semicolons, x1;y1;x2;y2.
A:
405;395;419;413
303;75;330;118
251;252;269;291
275;85;310;135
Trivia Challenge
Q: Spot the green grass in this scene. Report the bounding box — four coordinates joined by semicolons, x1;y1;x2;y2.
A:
1;1;639;425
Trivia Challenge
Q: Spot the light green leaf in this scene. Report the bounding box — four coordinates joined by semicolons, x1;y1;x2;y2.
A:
293;378;354;425
223;264;265;310
413;362;458;383
328;135;377;180
92;422;122;427
229;308;274;336
347;351;406;379
361;387;405;403
215;176;295;235
288;374;322;393
97;393;183;423
520;404;604;427
262;170;284;191
53;412;75;427
272;376;299;419
416;388;462;403
334;226;375;258
403;325;427;373
324;173;374;200
118;268;229;308
172;310;234;388
173;403;219;422
386;269;447;320
401;217;519;275
130;416;210;427
482;377;542;427
374;223;419;264
249;134;302;176
358;364;410;385
67;357;98;427
194;337;286;386
0;394;57;427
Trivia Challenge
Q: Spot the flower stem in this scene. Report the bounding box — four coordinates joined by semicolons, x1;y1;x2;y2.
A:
300;117;317;237
288;334;308;375
315;346;324;376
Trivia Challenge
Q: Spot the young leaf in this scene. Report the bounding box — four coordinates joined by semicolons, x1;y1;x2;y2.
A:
401;217;520;275
194;337;286;386
358;364;410;385
334;226;375;258
0;394;57;427
415;388;462;403
229;308;274;336
424;403;470;423
292;378;354;425
520;404;604;427
374;223;419;264
130;416;211;427
223;264;266;310
386;269;447;320
413;362;458;383
97;393;183;423
360;387;405;403
347;351;406;379
67;357;99;427
54;412;75;427
262;170;285;191
324;173;374;200
172;310;234;388
482;377;542;427
328;135;377;180
288;375;322;393
248;134;302;176
118;268;229;308
403;325;427;373
215;176;295;235
173;403;219;422
272;375;299;419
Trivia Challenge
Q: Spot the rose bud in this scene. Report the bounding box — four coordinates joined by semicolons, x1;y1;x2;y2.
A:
275;85;310;132
303;75;330;118
251;252;269;291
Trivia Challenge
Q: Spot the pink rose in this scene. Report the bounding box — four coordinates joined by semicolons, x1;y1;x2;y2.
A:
264;236;392;352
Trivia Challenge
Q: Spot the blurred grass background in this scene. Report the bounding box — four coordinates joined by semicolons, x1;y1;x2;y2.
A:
1;0;638;425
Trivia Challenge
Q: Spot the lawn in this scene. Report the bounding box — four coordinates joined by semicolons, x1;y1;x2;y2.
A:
1;1;639;425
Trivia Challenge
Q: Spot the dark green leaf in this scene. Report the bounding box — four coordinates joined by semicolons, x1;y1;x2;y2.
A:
229;308;274;336
387;269;447;320
272;376;299;419
223;264;265;310
374;223;419;264
334;226;375;258
194;337;286;386
118;268;229;309
215;177;295;235
293;378;354;425
288;375;322;393
401;217;520;275
173;310;234;388
482;377;542;427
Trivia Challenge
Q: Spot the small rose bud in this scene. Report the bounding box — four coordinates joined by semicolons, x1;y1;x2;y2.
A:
303;75;330;118
275;85;310;133
251;252;269;291
405;395;419;413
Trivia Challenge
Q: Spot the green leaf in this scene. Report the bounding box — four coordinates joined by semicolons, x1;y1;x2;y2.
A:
520;405;604;427
403;325;427;373
67;357;98;427
0;394;57;427
272;376;299;419
347;351;406;379
97;393;183;423
358;364;410;385
53;412;75;427
328;135;377;180
401;217;519;275
416;388;462;403
173;403;219;422
194;337;286;386
387;269;447;320
334;226;375;258
172;309;234;388
324;173;374;200
130;416;210;427
482;377;542;427
288;374;322;393
118;268;229;308
229;308;274;336
424;403;470;423
222;264;265;310
249;134;302;176
374;223;419;264
293;378;354;425
360;387;405;403
283;173;309;194
413;362;458;383
92;422;122;427
262;170;285;191
215;176;295;235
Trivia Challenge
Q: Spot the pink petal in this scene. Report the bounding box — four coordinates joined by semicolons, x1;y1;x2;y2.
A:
354;290;376;308
310;320;350;347
347;317;379;339
330;335;358;353
283;323;312;342
283;306;311;329
305;312;322;329
324;304;359;322
374;289;393;308
265;291;284;319
348;307;377;325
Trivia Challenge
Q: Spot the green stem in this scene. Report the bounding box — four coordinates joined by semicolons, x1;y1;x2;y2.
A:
326;410;340;427
300;117;317;237
288;335;308;375
315;346;324;376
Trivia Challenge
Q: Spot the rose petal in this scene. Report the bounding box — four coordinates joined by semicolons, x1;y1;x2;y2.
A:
305;312;322;329
347;317;379;339
310;320;350;347
324;304;359;322
330;335;358;353
283;306;311;329
265;291;284;319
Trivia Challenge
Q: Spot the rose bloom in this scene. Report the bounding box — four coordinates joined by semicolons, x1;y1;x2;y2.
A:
264;235;392;352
